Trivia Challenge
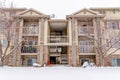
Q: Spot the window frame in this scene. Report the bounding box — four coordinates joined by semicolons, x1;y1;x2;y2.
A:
106;21;119;29
111;58;120;66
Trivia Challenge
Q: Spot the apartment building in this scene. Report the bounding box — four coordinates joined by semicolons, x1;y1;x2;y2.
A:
1;7;120;67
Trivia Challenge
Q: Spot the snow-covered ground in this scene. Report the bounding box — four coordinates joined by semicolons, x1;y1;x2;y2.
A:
0;66;120;80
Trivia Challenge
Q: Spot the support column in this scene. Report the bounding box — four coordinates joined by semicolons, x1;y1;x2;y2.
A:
12;19;17;66
16;46;21;66
68;18;72;66
16;19;23;66
37;46;40;64
43;46;48;64
71;18;77;66
7;46;14;66
38;18;45;65
76;46;79;66
93;17;102;66
43;18;49;64
68;46;72;66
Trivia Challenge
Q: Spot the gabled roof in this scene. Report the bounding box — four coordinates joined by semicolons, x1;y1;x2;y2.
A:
71;8;101;15
16;8;50;18
17;8;45;15
66;8;105;18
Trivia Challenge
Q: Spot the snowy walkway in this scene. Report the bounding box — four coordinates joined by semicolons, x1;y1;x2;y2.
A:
0;66;120;80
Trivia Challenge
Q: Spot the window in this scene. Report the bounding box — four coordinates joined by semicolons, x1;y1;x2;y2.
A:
99;11;105;14
29;24;38;34
27;58;36;66
107;37;120;48
79;40;94;53
113;9;116;14
107;22;118;29
111;58;120;66
1;38;7;48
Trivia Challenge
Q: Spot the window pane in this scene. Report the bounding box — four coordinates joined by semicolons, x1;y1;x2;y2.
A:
27;58;36;66
107;22;117;29
79;40;94;53
2;38;7;48
117;59;120;66
111;59;117;66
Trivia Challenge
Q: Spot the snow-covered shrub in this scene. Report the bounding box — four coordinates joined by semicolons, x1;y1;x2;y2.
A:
90;62;96;67
82;61;96;68
82;61;90;68
32;63;41;67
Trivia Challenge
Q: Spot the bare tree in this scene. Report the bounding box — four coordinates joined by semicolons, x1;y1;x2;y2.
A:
0;0;21;66
0;16;13;66
83;18;120;66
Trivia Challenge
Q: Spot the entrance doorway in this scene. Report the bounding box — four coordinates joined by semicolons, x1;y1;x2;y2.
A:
80;58;90;66
50;57;56;64
50;56;61;64
49;46;68;65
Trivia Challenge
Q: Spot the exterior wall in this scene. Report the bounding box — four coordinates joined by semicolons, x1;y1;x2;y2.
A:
43;46;49;64
68;46;72;66
91;9;120;19
37;46;40;64
104;54;120;66
76;46;80;66
105;10;120;19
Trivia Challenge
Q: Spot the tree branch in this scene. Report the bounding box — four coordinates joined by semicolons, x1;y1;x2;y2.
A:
3;41;22;60
105;47;120;58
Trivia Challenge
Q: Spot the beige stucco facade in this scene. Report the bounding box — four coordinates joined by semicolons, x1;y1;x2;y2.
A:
1;7;120;66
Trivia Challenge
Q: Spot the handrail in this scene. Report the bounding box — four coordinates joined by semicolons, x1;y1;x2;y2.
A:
78;26;94;34
21;45;38;53
22;27;39;35
48;36;69;43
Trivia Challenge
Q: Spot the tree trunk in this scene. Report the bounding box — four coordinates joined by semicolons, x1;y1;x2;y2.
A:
0;41;3;67
99;54;104;66
0;59;4;67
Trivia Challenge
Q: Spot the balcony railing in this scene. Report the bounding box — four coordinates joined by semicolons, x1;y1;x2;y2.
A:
48;36;69;43
79;45;95;53
78;26;94;34
22;27;39;35
21;45;37;53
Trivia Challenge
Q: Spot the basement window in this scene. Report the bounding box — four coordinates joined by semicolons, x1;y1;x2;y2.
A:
111;58;120;66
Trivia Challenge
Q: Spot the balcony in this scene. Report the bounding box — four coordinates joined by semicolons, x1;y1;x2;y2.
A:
49;53;61;57
79;45;95;54
22;27;39;35
21;45;38;54
78;26;94;35
48;36;69;43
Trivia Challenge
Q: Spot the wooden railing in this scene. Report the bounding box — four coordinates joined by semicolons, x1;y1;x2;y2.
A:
78;26;94;34
21;45;38;53
22;27;39;35
48;36;69;43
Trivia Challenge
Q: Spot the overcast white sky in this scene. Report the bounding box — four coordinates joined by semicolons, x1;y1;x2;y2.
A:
4;0;120;19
